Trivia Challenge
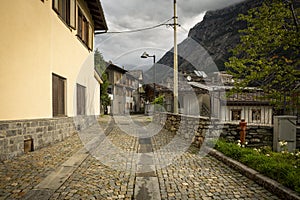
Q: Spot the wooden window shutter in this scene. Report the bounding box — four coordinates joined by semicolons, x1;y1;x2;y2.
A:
77;84;86;115
65;0;71;25
81;19;85;41
52;74;66;117
84;19;88;43
52;75;59;117
53;0;59;12
77;9;82;38
88;24;93;50
57;77;65;115
69;0;76;29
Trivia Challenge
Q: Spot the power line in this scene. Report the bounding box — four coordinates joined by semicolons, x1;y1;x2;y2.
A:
95;18;175;35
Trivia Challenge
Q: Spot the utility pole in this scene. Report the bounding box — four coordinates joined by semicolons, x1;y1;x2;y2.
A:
173;0;178;114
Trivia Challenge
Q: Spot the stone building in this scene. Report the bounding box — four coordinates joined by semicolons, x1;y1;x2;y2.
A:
105;63;141;115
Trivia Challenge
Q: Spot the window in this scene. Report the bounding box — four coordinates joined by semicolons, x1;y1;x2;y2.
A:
53;0;76;29
178;95;184;109
252;109;261;121
77;7;93;50
52;74;66;117
107;86;112;94
231;109;241;120
76;84;86;115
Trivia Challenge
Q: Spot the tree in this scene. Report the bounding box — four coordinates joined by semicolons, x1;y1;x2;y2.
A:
100;73;111;114
94;49;107;74
152;95;165;112
152;95;164;105
225;0;300;113
94;49;111;114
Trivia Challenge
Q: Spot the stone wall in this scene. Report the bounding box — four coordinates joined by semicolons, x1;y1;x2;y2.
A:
154;113;274;148
0;116;98;161
220;123;273;147
153;113;223;148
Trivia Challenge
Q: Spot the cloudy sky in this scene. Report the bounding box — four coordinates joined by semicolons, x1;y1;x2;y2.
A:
95;0;244;71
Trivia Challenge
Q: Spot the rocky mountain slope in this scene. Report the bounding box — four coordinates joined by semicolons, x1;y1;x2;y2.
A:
155;0;263;76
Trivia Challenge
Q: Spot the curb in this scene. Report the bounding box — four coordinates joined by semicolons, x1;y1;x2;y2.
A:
206;147;300;200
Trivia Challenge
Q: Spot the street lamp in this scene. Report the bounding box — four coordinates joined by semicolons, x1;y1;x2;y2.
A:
141;52;156;100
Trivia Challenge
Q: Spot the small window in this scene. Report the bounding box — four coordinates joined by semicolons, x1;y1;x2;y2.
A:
77;7;93;50
107;86;112;94
231;109;241;121
252;109;261;121
178;95;184;109
52;74;66;117
53;0;75;28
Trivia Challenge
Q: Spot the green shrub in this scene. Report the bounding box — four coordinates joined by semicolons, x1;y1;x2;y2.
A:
239;154;271;168
215;139;300;193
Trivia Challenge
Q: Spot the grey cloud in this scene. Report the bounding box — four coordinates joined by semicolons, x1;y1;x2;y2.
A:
97;0;246;69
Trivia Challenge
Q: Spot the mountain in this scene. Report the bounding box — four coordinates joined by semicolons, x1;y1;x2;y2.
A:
149;0;263;82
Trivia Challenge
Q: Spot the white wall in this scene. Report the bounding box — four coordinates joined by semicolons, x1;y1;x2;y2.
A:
220;105;273;124
76;53;101;116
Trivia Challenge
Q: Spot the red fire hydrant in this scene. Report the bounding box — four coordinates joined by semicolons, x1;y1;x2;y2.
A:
239;119;247;145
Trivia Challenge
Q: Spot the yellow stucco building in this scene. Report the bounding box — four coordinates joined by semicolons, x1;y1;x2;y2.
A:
0;0;108;160
0;0;107;120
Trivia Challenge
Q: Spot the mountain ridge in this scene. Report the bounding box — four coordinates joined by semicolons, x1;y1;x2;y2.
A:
155;0;263;74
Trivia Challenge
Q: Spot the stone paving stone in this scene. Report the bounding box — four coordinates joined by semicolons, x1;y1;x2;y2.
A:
0;133;83;199
0;115;284;199
51;125;137;200
153;128;280;200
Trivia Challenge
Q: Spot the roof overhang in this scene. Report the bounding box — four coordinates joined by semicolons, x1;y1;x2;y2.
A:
106;62;127;74
85;0;108;31
94;70;103;84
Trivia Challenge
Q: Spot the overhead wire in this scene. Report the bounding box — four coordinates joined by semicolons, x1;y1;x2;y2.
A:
95;18;175;35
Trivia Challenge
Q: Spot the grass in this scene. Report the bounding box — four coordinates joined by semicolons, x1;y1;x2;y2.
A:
214;139;300;193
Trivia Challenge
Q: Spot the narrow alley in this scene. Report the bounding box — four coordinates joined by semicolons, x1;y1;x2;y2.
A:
0;115;279;200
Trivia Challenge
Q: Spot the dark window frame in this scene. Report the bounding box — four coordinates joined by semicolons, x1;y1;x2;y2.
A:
231;109;241;121
252;109;261;121
52;73;67;117
52;0;76;29
77;6;93;50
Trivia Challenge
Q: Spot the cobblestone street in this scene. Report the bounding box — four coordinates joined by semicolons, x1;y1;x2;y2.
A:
0;115;280;200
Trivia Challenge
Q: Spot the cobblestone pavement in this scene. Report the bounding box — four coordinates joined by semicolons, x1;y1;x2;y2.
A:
0;133;83;199
0;115;280;199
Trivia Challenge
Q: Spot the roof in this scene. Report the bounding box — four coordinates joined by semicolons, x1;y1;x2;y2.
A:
188;82;270;104
194;70;208;78
188;82;260;92
85;0;108;31
106;62;127;74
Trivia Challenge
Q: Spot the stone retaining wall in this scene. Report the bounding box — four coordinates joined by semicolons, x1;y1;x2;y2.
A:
221;123;273;147
154;113;274;148
0;116;97;160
